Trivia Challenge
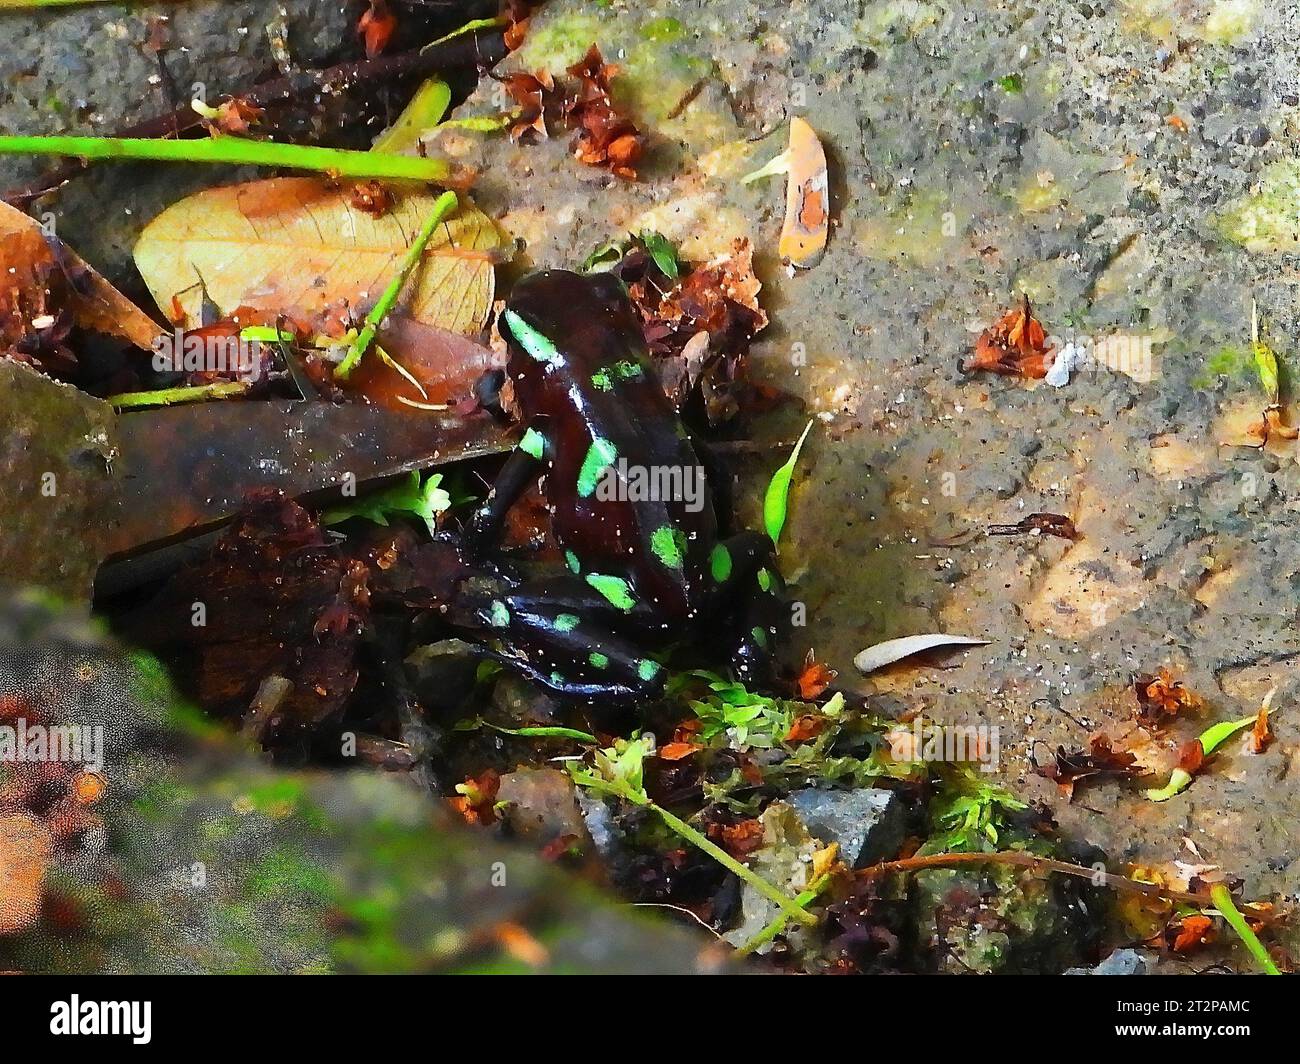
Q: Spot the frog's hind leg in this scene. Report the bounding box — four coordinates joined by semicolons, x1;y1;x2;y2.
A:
461;576;668;703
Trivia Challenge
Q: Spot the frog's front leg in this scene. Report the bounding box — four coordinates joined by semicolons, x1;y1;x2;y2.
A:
462;418;551;554
461;573;668;702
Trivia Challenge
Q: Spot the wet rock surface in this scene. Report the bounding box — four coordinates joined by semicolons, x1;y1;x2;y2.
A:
786;786;906;868
427;0;1300;902
4;0;1300;966
0;594;720;973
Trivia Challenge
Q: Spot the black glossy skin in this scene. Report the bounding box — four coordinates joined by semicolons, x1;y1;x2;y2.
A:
454;269;780;702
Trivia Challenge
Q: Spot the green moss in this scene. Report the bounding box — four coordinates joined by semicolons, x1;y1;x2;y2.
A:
1219;159;1300;252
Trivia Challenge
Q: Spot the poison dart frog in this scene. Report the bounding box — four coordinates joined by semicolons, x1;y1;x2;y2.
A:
450;269;784;702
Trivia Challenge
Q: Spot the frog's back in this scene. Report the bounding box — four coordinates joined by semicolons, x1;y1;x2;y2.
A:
502;270;717;621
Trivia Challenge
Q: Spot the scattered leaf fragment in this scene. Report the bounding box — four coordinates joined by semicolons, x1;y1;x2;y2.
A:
987;512;1078;541
561;45;644;179
357;0;398;58
0;812;53;935
1132;666;1202;728
779;117;829;269
1033;734;1141;800
964;294;1055;378
853;633;989;676
795;649;837;700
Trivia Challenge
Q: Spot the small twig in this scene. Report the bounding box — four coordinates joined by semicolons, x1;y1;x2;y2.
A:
107;380;250;409
0;134;448;181
241;675;292;744
860;849;1208;906
334;189;458;378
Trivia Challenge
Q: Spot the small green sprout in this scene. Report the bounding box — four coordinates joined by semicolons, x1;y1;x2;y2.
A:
1146;713;1258;802
763;419;815;547
321;470;451;537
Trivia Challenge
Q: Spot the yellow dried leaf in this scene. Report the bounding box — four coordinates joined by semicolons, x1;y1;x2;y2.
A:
133;177;505;337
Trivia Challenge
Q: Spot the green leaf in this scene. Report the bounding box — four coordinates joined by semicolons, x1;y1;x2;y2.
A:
763;419;815;547
322;471;450;537
639;230;680;280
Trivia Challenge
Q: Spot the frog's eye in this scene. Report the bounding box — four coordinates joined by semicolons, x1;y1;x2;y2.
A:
586;271;629;307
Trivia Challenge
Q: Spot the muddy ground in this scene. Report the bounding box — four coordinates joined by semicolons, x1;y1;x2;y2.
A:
3;0;1300;961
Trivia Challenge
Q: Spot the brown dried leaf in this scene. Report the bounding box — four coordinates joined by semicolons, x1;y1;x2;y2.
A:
133;177;505;337
1034;733;1140;799
562;45;644;179
966;295;1054;378
1133;667;1202;728
0;200;160;359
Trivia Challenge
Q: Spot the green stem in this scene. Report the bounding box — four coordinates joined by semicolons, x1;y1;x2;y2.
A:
736;872;832;956
420;16;507;53
335;189;458;378
1210;883;1282;976
108;381;250;409
483;722;598;744
0;135;448;182
580;776;817;928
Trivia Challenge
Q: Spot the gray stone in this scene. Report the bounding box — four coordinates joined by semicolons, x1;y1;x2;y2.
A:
497;768;593;850
785;787;906;869
1065;948;1149;975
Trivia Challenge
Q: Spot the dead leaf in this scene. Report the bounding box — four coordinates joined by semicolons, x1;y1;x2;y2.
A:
0;811;53;935
499;70;555;142
853;634;989;675
561;45;644;179
357;0;398;58
133;177;506;338
780;116;829;269
0;200;160;362
795;649;837;700
965;295;1055;378
657;741;699;761
1168;912;1215;953
1133;667;1202;728
784;714;827;744
1250;707;1274;754
1033;734;1141;800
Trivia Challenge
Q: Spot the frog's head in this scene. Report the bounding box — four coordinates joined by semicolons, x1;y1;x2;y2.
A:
500;269;645;391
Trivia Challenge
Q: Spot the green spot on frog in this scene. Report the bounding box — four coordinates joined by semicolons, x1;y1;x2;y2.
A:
751;625;768;649
710;543;732;583
519;426;547;460
585;572;636;611
591;369;613;391
554;613;580;632
757;567;773;592
489;601;511;628
589;651;610;670
637;659;661;682
565;550;581;574
650;525;687;570
577;436;619;497
503;309;559;364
